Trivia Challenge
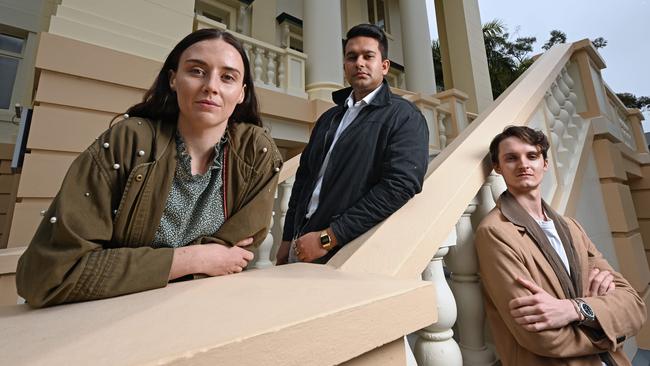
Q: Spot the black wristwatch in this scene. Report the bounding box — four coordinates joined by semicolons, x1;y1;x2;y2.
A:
575;298;596;324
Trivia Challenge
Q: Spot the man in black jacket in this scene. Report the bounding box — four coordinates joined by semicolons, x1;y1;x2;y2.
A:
276;24;429;264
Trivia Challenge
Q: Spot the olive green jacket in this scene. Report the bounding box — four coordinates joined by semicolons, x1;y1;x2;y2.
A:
16;117;282;307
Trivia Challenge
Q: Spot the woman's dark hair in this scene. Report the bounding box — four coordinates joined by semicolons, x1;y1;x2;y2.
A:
344;23;389;60
489;126;550;165
126;28;261;126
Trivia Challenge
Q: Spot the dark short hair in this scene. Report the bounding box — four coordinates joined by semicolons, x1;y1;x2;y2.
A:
126;28;261;126
489;126;550;165
344;23;388;60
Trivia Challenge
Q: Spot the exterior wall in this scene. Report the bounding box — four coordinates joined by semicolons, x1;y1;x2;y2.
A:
0;144;20;248
385;0;404;66
343;0;367;31
47;0;195;61
593;137;650;348
631;164;650;286
573;151;618;269
251;0;277;45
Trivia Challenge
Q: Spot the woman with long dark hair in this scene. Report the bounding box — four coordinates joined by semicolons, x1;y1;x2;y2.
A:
16;29;282;307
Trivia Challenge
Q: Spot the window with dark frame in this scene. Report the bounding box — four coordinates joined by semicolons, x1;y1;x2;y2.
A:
367;0;390;33
0;32;25;110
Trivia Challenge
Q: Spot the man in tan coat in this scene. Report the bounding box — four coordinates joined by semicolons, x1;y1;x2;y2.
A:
476;126;646;366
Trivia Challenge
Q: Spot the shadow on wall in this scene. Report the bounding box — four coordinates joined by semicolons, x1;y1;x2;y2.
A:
633;349;650;365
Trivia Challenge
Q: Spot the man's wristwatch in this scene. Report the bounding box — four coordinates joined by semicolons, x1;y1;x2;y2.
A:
320;230;334;251
575;298;596;324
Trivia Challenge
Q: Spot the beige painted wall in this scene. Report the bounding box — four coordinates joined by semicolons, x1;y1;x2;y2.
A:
48;0;195;61
573;151;618;269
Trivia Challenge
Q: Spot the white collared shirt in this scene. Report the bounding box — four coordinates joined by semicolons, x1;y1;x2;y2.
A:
305;84;384;218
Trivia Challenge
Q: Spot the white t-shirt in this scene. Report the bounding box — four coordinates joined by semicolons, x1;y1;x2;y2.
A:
534;218;570;275
535;218;605;366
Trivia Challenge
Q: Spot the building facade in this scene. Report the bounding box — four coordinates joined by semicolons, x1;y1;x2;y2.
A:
1;1;649;365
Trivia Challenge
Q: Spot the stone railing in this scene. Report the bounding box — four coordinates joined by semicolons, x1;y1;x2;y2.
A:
393;88;469;155
415;39;650;365
195;15;307;98
248;40;608;365
604;87;637;152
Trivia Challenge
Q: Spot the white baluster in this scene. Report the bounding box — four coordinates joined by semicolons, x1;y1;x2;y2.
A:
557;70;579;137
253;46;264;84
445;198;498;366
562;68;581;128
253;188;277;269
561;68;581;133
472;182;496;229
545;89;568;175
278;56;286;91
551;80;575;150
243;43;253;76
236;4;246;33
272;177;294;262
488;171;507;201
438;112;447;149
280;23;290;48
267;50;277;87
415;229;462;366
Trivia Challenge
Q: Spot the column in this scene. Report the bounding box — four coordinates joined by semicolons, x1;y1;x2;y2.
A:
399;0;436;95
434;0;493;113
303;0;344;101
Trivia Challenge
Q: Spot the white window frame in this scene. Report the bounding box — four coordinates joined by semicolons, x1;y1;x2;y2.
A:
195;0;238;30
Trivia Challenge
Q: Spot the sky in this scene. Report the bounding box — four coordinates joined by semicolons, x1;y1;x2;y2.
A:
426;0;650;131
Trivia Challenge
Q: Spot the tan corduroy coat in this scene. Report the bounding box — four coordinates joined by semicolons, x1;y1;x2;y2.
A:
476;198;646;366
16;117;282;307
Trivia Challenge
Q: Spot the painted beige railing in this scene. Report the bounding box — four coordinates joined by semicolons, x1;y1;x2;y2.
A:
195;15;307;98
251;39;650;365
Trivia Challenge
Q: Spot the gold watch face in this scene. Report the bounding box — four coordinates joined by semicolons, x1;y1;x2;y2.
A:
320;232;330;244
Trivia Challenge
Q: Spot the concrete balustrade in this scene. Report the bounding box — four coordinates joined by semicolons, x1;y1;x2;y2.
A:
195;15;307;98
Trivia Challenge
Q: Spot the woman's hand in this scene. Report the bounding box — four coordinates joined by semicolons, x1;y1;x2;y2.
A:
168;238;254;280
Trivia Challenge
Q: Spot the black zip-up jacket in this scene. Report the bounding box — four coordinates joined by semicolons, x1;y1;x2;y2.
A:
282;80;429;263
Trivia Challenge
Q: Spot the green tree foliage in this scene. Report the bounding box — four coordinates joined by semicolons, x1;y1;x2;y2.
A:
480;20;536;98
592;37;608;49
542;30;608;50
431;21;612;98
542;30;567;50
431;39;444;91
616;93;650;111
